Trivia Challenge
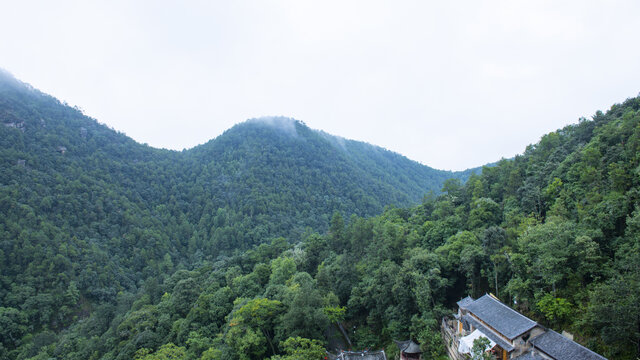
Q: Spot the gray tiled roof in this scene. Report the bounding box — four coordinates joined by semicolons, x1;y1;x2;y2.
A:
457;296;474;309
462;314;515;352
394;340;421;353
465;294;538;340
512;350;546;360
393;339;422;354
331;350;387;360
530;330;607;360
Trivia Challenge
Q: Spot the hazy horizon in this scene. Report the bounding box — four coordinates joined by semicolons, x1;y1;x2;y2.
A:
2;1;639;170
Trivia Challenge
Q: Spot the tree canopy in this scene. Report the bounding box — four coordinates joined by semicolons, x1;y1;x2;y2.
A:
1;71;639;359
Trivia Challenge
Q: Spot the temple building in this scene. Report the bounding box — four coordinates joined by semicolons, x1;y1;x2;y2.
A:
442;294;607;360
394;339;422;359
328;349;387;360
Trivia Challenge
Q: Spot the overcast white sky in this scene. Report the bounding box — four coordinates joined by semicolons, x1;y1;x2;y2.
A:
1;1;639;170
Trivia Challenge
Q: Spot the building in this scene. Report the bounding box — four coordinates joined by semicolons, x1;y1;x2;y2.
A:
442;294;606;360
328;350;387;360
394;340;422;360
527;329;607;360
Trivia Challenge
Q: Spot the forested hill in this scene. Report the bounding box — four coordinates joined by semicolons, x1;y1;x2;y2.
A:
184;116;473;242
4;69;637;360
0;71;475;359
0;70;473;252
87;95;635;360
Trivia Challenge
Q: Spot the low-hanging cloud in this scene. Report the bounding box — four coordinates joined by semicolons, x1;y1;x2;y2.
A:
246;116;299;138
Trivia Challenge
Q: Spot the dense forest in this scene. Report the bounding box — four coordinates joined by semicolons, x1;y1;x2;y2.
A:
0;71;474;359
0;71;639;359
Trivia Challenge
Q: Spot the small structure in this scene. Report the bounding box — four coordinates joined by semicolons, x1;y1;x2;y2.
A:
56;146;67;154
329;349;387;360
394;340;422;360
442;294;607;360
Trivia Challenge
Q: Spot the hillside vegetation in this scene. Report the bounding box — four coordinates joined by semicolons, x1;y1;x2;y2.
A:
0;71;476;359
84;94;638;360
1;72;638;359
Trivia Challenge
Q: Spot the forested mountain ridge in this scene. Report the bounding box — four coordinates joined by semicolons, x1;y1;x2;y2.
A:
0;70;474;254
184;116;473;245
21;93;635;360
2;70;638;360
0;71;477;359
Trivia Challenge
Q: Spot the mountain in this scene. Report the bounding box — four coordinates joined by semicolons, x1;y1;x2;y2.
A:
102;94;634;360
0;69;477;257
0;71;482;359
2;70;638;359
184;116;476;246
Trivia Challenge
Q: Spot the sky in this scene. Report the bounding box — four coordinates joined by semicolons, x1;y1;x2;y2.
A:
1;1;639;170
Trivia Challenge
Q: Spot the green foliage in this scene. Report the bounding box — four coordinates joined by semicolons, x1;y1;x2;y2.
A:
0;307;27;349
1;72;639;359
200;347;222;360
277;275;329;340
536;294;572;326
322;306;346;324
134;343;188;360
410;314;445;358
269;257;297;285
269;337;325;360
471;337;493;360
226;298;285;358
0;73;475;359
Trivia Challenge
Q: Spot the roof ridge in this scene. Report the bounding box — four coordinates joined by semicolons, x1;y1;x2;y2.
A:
468;294;538;339
479;293;537;325
535;329;607;359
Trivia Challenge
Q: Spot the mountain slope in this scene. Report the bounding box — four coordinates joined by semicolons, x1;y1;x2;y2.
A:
8;93;636;360
94;95;636;360
2;71;637;360
183;117;473;247
0;70;477;357
0;70;471;247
